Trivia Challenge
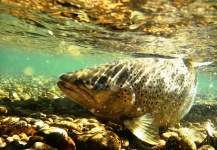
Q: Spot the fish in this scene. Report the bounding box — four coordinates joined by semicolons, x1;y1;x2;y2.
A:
57;56;203;145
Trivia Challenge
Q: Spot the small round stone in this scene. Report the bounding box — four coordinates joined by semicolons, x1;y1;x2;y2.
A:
0;137;6;148
6;137;14;143
165;136;180;150
31;120;44;128
198;145;215;150
0;106;8;115
1;116;20;124
30;112;46;119
179;137;197;150
15;120;28;126
39;127;68;137
162;132;179;141
18;133;29;141
12;135;20;141
29;142;57;150
55;136;76;150
25;136;44;148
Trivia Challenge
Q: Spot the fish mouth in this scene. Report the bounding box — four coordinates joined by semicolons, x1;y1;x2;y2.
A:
57;80;95;105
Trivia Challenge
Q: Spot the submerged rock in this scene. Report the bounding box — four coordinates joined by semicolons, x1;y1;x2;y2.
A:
75;131;121;150
179;137;197;150
198;145;215;150
0;106;8;115
26;142;57;150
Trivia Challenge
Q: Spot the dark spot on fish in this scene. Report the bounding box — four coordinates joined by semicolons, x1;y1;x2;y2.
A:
91;76;98;83
116;69;128;85
110;64;123;78
90;82;94;86
97;76;108;84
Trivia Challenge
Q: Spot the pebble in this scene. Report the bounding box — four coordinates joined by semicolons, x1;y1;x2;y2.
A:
1;116;20;124
0;137;6;148
76;131;121;150
0;106;8;115
162;132;179;141
54;120;82;132
38;127;68;137
25;136;44;148
179;137;197;150
63;116;74;121
9;91;20;100
18;132;29;141
12;134;21;141
198;145;215;150
46;118;53;123
6;137;14;143
15;120;28;126
177;127;206;144
26;142;57;150
55;136;76;150
1;140;24;150
165;136;180;150
30;112;47;119
31;119;44;128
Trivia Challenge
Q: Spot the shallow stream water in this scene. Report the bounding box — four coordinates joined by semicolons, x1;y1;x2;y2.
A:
0;1;217;149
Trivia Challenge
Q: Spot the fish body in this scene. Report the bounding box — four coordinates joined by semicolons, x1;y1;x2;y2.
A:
57;57;197;144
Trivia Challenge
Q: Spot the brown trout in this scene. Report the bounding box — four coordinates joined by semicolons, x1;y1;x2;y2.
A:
57;56;199;144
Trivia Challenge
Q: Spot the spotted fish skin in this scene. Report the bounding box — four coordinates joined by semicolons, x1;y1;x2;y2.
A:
58;57;197;144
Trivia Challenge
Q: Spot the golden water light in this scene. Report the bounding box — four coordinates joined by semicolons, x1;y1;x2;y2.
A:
67;45;82;57
23;67;35;76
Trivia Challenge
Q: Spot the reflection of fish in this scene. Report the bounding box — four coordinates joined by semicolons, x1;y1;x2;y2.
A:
57;56;198;145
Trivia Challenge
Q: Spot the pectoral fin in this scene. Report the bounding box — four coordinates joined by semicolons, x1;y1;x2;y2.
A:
123;114;159;145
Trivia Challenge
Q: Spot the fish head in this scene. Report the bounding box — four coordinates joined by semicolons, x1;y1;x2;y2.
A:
57;68;133;121
58;71;107;106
